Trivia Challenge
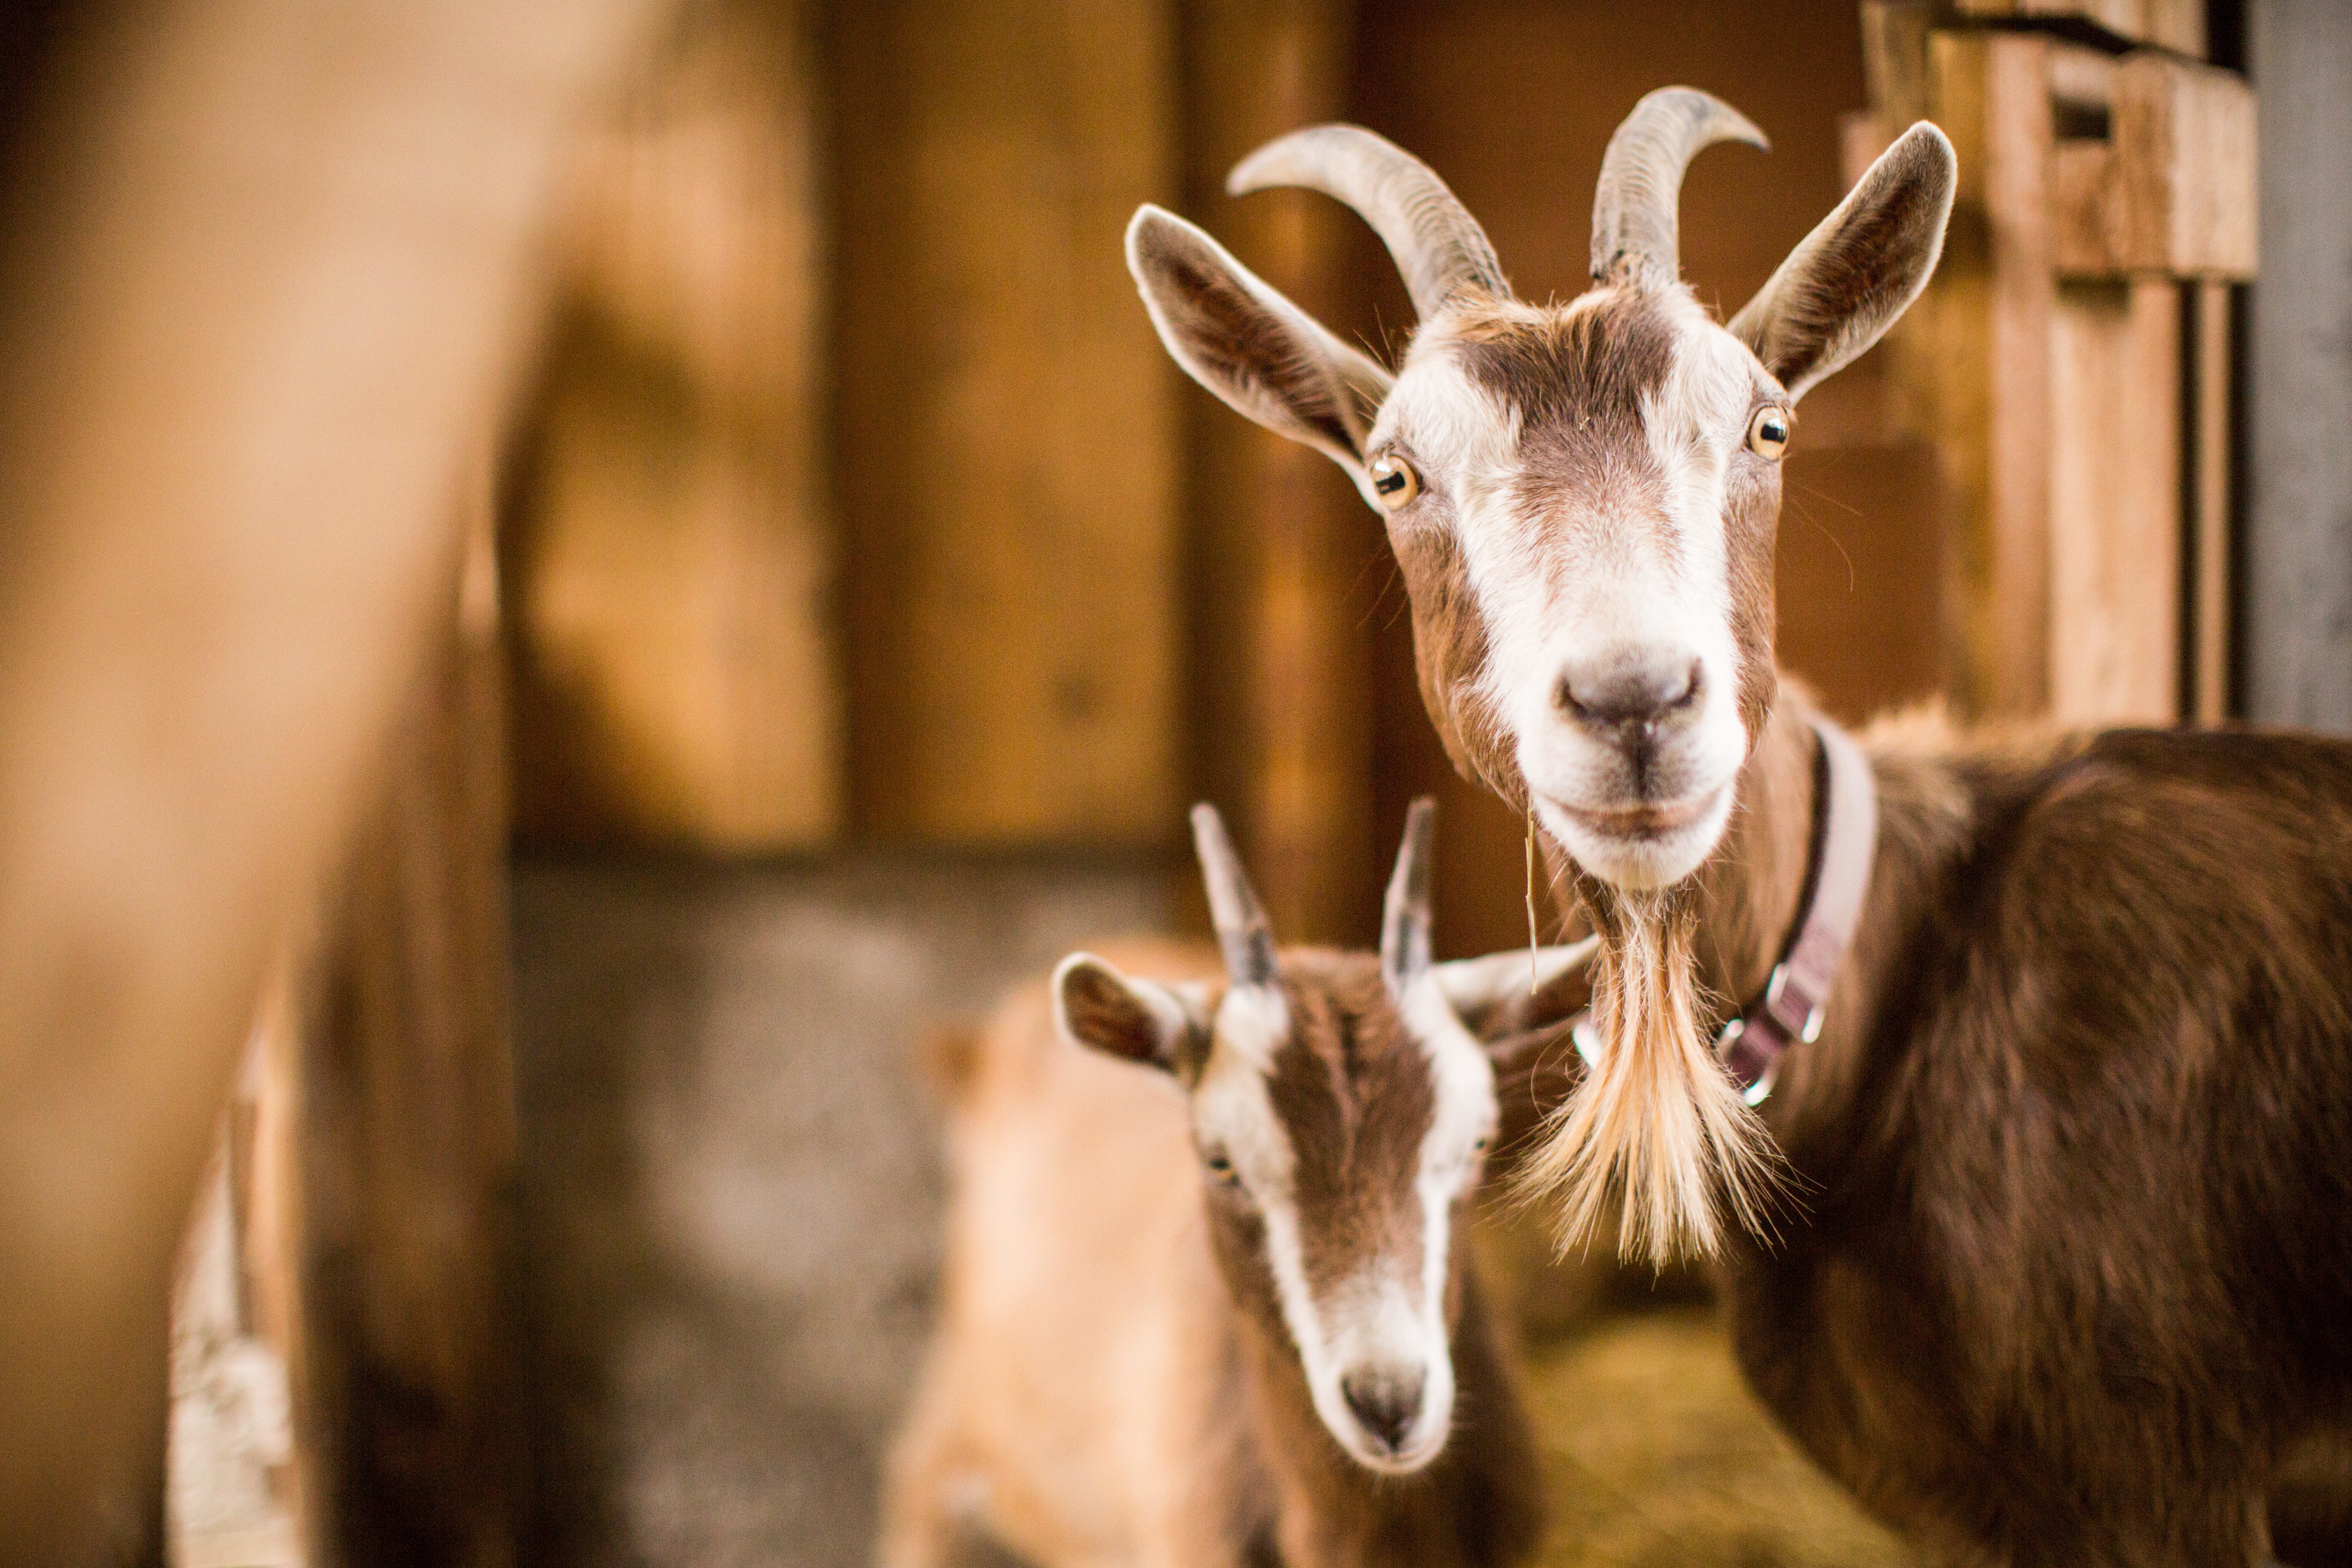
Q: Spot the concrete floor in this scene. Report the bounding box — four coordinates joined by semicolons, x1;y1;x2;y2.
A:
508;851;1910;1568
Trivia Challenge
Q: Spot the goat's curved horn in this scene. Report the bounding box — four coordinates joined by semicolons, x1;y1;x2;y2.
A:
1381;797;1437;996
1590;87;1768;289
1228;125;1508;320
1190;803;1278;987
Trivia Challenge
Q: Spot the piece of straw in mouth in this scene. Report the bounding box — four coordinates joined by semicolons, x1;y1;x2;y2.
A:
1526;802;1539;995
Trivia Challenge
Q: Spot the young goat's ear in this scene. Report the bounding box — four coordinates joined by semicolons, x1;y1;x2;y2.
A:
1727;122;1956;401
1126;205;1395;492
1052;953;1210;1077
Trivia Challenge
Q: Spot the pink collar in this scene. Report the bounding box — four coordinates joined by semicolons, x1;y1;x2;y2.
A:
1572;715;1878;1105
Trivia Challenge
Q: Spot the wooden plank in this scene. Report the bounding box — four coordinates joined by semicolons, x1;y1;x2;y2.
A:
833;0;1181;846
1859;0;1939;127
2112;53;2257;279
1954;0;2204;54
0;0;669;1555
1918;31;2058;716
2047;278;2182;722
2190;279;2234;723
1179;0;1372;942
506;0;839;850
287;502;525;1567
2047;54;2255;282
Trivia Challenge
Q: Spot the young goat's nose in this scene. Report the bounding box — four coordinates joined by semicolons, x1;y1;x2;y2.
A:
1555;648;1702;733
1340;1364;1426;1451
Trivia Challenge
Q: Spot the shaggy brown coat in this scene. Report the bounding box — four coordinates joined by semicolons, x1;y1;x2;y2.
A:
1491;699;2352;1567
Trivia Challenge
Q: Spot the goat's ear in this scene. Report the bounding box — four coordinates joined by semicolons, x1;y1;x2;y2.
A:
1431;939;1598;1045
1727;122;1956;401
1052;953;1209;1077
1127;205;1395;493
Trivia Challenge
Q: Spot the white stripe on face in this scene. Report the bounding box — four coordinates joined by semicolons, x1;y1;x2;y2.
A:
1187;975;1497;1475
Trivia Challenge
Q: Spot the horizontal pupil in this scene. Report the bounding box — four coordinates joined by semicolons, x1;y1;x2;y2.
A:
1376;471;1406;492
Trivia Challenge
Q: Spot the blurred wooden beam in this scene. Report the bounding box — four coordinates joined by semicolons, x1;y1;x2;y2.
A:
0;0;671;1559
505;0;840;851
1179;0;1373;942
833;0;1183;847
283;504;524;1568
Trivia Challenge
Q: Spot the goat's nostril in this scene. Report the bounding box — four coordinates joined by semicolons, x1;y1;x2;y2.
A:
1340;1366;1426;1451
1669;658;1704;710
1557;652;1702;731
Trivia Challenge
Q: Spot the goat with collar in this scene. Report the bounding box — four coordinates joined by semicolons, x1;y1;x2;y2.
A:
1131;88;2352;1568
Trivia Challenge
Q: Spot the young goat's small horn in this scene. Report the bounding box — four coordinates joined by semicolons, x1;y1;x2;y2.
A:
1590;87;1768;290
1381;797;1437;996
1191;803;1278;987
1228;124;1509;320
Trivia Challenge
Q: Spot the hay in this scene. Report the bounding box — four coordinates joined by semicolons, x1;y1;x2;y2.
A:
1516;1310;1919;1568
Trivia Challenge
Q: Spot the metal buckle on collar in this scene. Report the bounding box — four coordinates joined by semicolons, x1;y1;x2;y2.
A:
1762;961;1828;1045
1713;1014;1776;1107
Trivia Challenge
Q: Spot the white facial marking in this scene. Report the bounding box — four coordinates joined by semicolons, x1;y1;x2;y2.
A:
1373;291;1768;891
1189;975;1497;1475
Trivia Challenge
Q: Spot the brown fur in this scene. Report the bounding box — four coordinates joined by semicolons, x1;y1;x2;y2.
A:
879;940;1544;1568
1496;697;2352;1566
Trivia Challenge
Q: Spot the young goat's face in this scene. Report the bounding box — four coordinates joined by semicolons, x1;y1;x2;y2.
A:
1054;803;1584;1473
1130;92;1954;890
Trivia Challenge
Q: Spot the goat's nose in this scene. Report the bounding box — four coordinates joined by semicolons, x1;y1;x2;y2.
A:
1340;1365;1426;1451
1555;649;1702;732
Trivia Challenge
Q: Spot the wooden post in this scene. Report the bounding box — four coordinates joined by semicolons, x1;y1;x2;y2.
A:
504;0;840;851
0;1;670;1556
1907;30;2057;716
832;0;1183;848
2189;279;2234;724
1178;0;1373;942
283;504;524;1568
1863;13;2255;725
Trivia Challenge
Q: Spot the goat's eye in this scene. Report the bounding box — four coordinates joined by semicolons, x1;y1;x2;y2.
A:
1746;406;1792;460
1204;1151;1241;1187
1368;452;1421;510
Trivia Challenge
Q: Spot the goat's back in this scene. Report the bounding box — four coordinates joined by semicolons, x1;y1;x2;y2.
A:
1739;725;2352;1561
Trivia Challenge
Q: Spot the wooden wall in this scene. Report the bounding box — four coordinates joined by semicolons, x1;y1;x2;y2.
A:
505;0;839;850
491;0;1954;957
492;0;2241;944
831;0;1184;847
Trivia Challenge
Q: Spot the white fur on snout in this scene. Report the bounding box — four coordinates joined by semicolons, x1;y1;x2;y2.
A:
1299;975;1501;1473
1380;294;1764;891
1193;976;1502;1476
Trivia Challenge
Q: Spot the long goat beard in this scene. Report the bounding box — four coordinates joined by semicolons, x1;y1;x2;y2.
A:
1513;877;1784;1267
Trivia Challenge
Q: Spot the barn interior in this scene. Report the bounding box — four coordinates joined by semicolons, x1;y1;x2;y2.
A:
0;0;2332;1565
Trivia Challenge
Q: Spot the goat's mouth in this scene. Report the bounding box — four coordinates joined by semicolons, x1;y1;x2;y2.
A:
1550;784;1726;840
1339;1422;1449;1476
1532;779;1736;891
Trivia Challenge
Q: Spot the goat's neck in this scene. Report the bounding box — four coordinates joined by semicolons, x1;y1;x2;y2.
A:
1686;680;1961;1155
1689;687;1821;1011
